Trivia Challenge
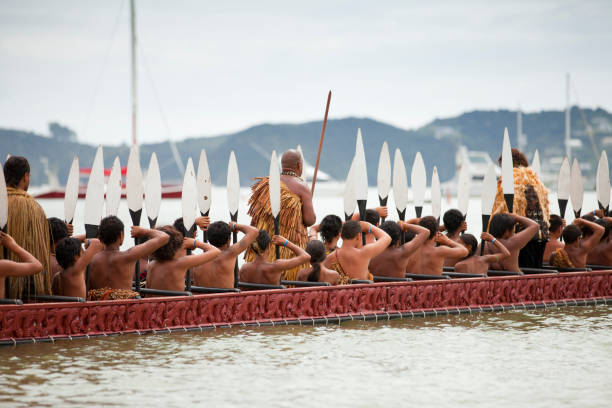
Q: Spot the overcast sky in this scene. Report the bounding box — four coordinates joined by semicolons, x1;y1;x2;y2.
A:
1;0;611;145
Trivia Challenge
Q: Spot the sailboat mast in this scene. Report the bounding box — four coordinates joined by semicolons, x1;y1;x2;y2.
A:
130;0;137;147
565;73;570;159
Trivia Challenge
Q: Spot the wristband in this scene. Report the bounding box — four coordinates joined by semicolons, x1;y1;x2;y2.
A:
491;238;496;244
368;225;372;234
283;239;288;247
193;239;197;249
592;210;596;217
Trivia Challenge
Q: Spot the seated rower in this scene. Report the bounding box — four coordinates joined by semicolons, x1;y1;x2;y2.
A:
543;214;564;263
48;217;70;279
53;238;104;298
240;231;310;286
587;210;612;265
550;218;604;268
296;240;341;285
454;232;510;275
418;216;469;276
485;213;538;273
322;220;391;282
309;214;343;254
193;221;258;288
88;216;169;300
442;209;468;267
369;219;429;278
0;231;43;299
351;207;388;244
146;225;221;292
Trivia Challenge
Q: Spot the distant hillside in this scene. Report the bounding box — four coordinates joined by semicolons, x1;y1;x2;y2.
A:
1;108;611;188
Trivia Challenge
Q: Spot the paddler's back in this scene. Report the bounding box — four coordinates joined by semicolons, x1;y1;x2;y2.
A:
89;250;135;290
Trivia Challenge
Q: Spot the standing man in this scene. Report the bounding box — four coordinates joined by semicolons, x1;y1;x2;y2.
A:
3;156;52;298
245;149;316;280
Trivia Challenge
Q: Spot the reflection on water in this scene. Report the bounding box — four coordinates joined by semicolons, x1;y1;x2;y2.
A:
1;306;611;407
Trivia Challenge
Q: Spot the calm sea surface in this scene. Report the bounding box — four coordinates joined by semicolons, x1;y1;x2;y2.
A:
1;189;608;407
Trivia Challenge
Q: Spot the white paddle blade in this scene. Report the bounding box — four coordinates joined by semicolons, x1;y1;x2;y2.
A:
392;148;408;213
354;128;368;200
481;163;497;216
431;166;441;220
411;152;426;207
557;156;571;200
64;156;80;223
84;146;105;227
144;153;162;221
377;141;391;200
126;145;144;213
457;160;470;216
227;151;240;216
182;158;198;232
105;156;122;216
0;160;7;229
532;149;541;178
269;150;281;217
344;156;357;217
197;149;212;215
570;158;584;214
596;151;610;209
501;127;514;195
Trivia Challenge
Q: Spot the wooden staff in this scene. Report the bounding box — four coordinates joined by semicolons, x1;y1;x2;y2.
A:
311;90;331;194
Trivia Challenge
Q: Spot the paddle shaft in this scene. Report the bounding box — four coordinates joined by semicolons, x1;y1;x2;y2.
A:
378;196;387;222
200;210;209;242
129;209;142;292
274;216;280;260
185;225;196;291
358;199;367;245
311;91;331;194
480;214;490;256
231;211;238;287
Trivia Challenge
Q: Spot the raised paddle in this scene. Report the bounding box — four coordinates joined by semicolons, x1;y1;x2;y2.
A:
431;166;441;222
501;127;514;213
0;160;8;260
480;163;497;256
269;150;281;260
64;156;79;225
84;146;105;292
570;158;584;218
532;149;542;179
197;149;212;241
144;152;161;228
596;151;610;216
411;152;426;218
343;155;357;221
182;158;198;291
311;90;331;194
227;151;240;287
105;156;122;217
354;129;368;245
126;145;144;291
377;141;391;222
557;156;571;219
392;148;408;223
457;160;470;218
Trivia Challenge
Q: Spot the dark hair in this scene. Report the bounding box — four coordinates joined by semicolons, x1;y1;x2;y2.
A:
98;216;124;245
208;221;231;248
251;230;271;255
365;209;380;226
306;240;326;282
48;217;68;247
3;156;30;187
320;215;342;243
489;213;514;238
55;238;82;269
152;225;184;262
580;214;596;236
418;216;438;240
459;233;478;258
497;148;529;168
548;214;563;234
341;220;361;240
596;218;610;241
380;221;401;247
443;209;464;234
562;224;581;244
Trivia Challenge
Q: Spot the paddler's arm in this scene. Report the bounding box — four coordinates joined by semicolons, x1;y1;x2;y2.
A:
177;239;221;269
507;214;538;250
574;218;605;251
121;227;170;263
399;220;429;257
296;183;316;227
480;232;510;264
227;223;259;256
0;231;43;277
72;238;104;274
271;235;310;271
433;233;469;258
359;222;391;257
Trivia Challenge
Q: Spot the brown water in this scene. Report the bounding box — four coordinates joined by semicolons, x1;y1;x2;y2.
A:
1;306;611;408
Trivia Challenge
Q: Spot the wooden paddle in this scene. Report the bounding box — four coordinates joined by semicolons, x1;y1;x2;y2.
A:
411;152;426;218
596;151;610;216
377;141;391;222
227;151;240;287
182;158;198;291
532;149;541;179
0;159;8;260
64;156;79;225
457;160;470;218
480;163;497;256
392;148;408;223
311;90;331;194
501;127;514;213
570;158;584;218
557;156;570;219
431;166;441;222
197;149;212;241
126;145;144;290
84;146;105;291
354;129;368;244
343;155;357;221
269;150;281;260
144;153;161;228
106;156;122;217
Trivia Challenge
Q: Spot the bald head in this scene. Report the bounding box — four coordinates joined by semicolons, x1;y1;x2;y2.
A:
281;150;302;172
